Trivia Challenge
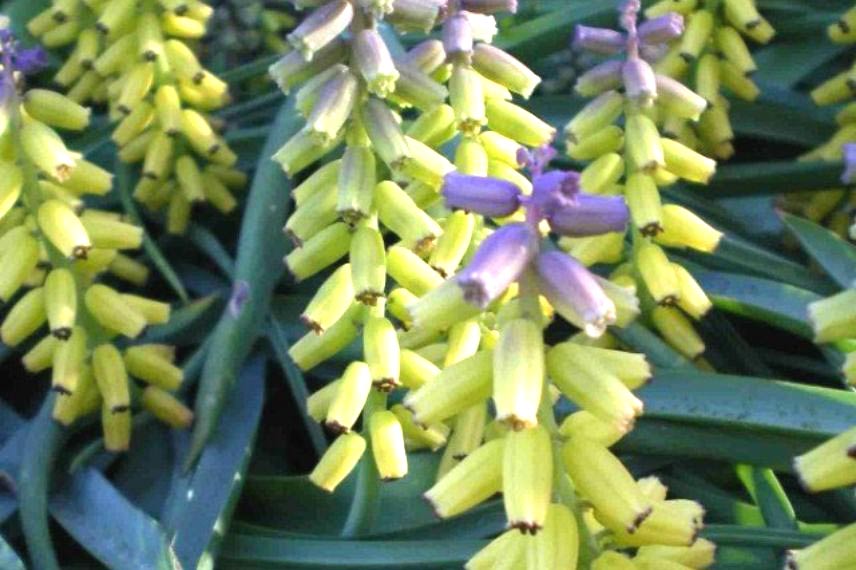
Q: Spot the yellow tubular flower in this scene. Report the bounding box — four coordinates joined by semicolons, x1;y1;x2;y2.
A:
502;425;552;533
563;436;653;533
493;318;544;430
793;426;856;492
785;522;856;570
310;432;366;493
424;439;504;519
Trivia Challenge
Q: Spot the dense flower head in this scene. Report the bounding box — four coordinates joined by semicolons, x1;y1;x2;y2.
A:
27;0;246;234
0;25;189;450
563;3;726;361
573;0;774;161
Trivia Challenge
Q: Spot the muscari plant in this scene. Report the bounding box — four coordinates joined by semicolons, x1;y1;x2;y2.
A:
27;0;246;234
261;0;730;567
0;27;189;450
566;0;722;362
0;0;854;569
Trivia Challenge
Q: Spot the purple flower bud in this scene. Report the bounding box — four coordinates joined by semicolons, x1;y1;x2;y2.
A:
1;28;48;77
461;0;517;15
457;223;539;308
623;58;657;106
547;194;629;237
842;143;856;185
442;172;521;217
535;250;616;337
527;170;580;219
443;13;473;58
638;13;684;45
519;145;556;177
619;0;641;33
572;25;625;55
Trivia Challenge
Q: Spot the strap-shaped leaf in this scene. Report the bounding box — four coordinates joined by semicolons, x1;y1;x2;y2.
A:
782;213;856;289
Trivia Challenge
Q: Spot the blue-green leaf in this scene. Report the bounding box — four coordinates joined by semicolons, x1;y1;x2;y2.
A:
161;355;266;568
693;271;821;337
782;213;856;289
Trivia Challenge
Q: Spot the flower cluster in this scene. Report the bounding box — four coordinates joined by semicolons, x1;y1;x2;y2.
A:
27;0;246;234
271;1;712;564
0;28;188;450
781;5;856;242
638;0;774;160
566;0;723;361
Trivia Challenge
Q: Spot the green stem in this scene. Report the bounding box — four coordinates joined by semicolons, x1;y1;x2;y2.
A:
219;54;280;83
18;395;68;570
537;383;598;568
341;390;387;538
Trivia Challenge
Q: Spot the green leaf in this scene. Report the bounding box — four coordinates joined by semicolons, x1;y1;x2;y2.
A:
698;235;835;295
237;454;443;537
186;224;236;278
735;465;798;530
265;318;328;459
702;524;824;549
218;534;485;569
161;355;266;568
186;99;301;469
693;271;821;337
140;294;223;346
711;546;781;570
610;322;693;370
707;161;842;197
639;370;855;438
218;55;279;84
782;213;856;289
50;470;174;570
0;534;24;570
114;160;189;303
620;419;828;471
754;42;846;87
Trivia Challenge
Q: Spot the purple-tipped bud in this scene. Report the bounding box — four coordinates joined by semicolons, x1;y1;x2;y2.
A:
842;143;856;185
535;251;616;338
638;13;684;45
0;28;48;77
457;223;539;308
619;0;641;33
442;172;521;217
623;58;657;107
547;194;629;237
462;0;517;14
575;60;623;97
572;25;625;55
443;13;473;58
528;170;580;219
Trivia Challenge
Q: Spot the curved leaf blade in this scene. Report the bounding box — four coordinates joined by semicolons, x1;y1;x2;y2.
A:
782;213;856;289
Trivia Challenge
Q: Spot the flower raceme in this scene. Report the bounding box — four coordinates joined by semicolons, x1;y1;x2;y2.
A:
272;1;712;566
640;0;774;160
27;0;246;234
0;28;189;450
566;0;723;361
